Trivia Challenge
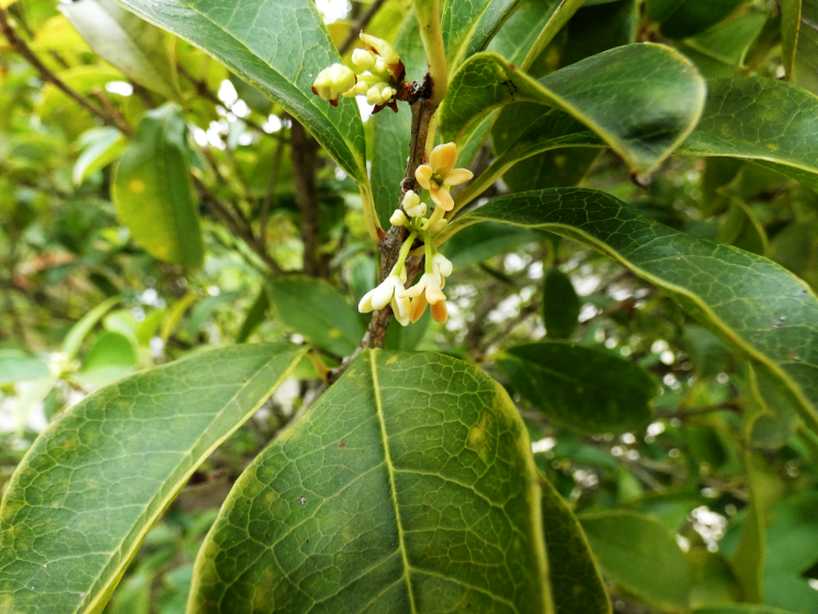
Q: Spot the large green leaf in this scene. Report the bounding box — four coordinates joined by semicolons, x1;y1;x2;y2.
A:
459;189;818;434
0;344;305;614
118;0;366;181
683;76;818;189
267;276;365;357
541;477;611;614
190;350;553;613
647;0;745;38
781;0;818;95
441;0;518;68
440;44;705;177
498;342;657;435
542;267;580;339
468;76;818;207
580;511;691;610
112;104;203;268
61;0;180;100
489;0;585;68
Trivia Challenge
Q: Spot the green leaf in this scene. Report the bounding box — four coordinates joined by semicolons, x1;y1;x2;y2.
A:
61;0;180;99
498;342;657;434
112;104;204;269
682;76;818;189
781;0;818;95
118;0;366;181
442;221;540;268
236;287;270;343
62;295;121;359
267;276;365;356
472;76;818;205
683;6;767;68
460;188;818;436
440;44;706;177
441;0;518;68
190;350;553;613
489;0;585;68
543;268;580;339
73;127;126;186
540;477;611;614
580;510;692;610
75;331;138;388
0;343;305;613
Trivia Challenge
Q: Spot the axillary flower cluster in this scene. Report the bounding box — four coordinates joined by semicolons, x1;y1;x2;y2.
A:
312;33;404;109
312;34;474;326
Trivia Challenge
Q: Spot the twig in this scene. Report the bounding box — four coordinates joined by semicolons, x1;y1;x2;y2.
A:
339;0;387;54
291;122;328;277
0;7;132;135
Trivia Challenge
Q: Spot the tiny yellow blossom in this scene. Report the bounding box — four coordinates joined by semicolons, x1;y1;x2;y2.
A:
415;142;474;212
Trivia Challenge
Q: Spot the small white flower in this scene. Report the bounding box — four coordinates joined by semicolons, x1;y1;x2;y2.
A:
401;190;427;218
390;208;408;227
366;83;396;106
358;272;406;313
391;288;412;326
432;253;453;278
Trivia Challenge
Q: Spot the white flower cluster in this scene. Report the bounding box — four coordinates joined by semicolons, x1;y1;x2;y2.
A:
312;33;401;107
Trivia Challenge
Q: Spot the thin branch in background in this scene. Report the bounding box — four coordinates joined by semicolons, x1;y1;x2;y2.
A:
339;0;387;54
0;7;132;135
291;122;328;278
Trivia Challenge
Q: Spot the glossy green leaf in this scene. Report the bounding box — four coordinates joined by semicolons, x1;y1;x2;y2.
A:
543;268;580;339
62;0;180;100
471;76;818;206
442;221;540;268
236;287;270;343
580;510;692;610
112;104;204;269
541;477;611;614
459;188;818;435
72;127;126;186
498;342;657;434
683;77;818;190
440;44;705;177
683;6;767;68
781;0;818;95
118;0;366;181
489;0;585;68
190;350;553;613
267;276;364;357
0;343;305;614
441;0;518;68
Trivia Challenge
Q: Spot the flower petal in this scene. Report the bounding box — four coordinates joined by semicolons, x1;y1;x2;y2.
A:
358;289;376;313
410;294;428;322
430;186;454;212
415;165;434;191
430;142;457;174
431;299;448;323
444;167;474;187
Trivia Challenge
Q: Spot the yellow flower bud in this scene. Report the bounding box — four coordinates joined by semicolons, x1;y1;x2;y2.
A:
311;63;356;102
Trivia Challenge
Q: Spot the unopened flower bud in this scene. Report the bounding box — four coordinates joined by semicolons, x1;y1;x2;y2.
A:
312;63;356;102
366;83;396;106
390;208;408;227
360;33;400;66
351;48;376;71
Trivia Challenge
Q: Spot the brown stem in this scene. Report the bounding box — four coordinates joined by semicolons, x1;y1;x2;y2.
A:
362;92;437;350
291;122;328;278
0;7;132;135
339;0;387;54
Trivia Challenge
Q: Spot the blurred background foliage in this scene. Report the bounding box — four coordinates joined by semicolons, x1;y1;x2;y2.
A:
1;0;818;612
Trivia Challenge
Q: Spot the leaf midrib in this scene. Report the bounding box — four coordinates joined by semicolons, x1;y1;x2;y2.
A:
368;350;418;614
79;348;305;613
